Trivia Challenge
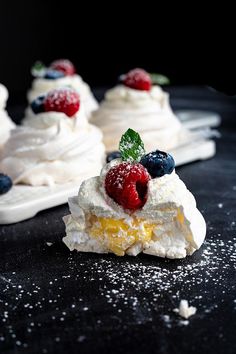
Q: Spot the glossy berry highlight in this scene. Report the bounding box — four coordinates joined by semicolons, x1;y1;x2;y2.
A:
140;150;175;178
123;68;152;91
105;163;151;211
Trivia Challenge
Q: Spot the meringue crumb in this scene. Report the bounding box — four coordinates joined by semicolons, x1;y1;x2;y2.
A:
173;300;197;319
46;242;53;247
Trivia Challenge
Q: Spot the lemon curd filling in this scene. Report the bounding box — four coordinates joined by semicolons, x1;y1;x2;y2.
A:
176;207;185;225
87;208;186;256
88;215;156;256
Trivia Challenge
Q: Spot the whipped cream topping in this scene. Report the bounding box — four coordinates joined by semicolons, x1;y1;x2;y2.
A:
0;104;105;186
0;83;15;148
27;74;98;118
63;159;206;259
91;85;188;152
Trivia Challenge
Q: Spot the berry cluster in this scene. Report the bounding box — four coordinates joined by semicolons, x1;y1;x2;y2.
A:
31;88;80;117
105;129;175;211
32;59;76;80
50;59;76;76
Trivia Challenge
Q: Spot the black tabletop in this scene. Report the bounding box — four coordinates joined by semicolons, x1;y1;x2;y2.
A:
1;87;236;354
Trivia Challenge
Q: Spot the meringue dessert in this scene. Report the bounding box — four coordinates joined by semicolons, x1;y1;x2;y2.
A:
63;129;206;259
27;59;98;118
0;83;15;149
0;88;105;186
91;68;186;152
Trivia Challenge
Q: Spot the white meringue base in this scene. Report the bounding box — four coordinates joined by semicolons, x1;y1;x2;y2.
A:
91;85;187;152
63;160;206;259
0;104;105;186
63;197;206;259
0;124;105;186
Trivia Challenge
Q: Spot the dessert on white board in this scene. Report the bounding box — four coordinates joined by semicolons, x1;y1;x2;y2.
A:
0;87;105;186
91;68;183;152
0;83;15;150
91;68;216;165
27;59;98;118
63;129;206;259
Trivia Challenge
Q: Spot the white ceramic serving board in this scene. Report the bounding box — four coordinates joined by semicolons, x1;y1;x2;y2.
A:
170;138;215;166
176;110;221;130
0;110;220;224
0;182;81;224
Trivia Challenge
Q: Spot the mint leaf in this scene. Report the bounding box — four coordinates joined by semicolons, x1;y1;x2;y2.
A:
31;61;46;78
150;73;170;85
119;129;145;162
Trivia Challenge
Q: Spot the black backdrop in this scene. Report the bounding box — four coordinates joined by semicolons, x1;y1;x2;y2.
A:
1;1;236;104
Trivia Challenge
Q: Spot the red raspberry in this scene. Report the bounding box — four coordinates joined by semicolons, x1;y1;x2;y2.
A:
123;68;152;91
105;163;151;211
50;59;76;76
44;88;80;117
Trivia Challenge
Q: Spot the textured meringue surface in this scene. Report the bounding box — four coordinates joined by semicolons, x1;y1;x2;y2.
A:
0;105;105;186
91;85;188;152
63;159;206;259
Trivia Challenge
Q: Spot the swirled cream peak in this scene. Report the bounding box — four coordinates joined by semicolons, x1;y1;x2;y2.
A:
27;74;98;118
0;104;105;186
0;83;15;148
23;103;88;130
63;159;206;259
91;85;187;152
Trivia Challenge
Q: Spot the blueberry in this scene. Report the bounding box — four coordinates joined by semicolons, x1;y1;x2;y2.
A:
0;174;13;195
44;69;65;80
30;95;45;114
106;151;121;163
140;150;175;178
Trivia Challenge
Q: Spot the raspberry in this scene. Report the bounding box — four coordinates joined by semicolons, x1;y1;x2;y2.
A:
105;163;151;211
44;88;80;117
123;68;152;91
50;59;76;76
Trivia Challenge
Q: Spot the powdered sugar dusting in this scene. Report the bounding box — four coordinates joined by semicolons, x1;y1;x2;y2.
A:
105;162;150;210
44;88;80;117
1;229;236;349
50;59;76;76
119;128;145;163
46;88;80;106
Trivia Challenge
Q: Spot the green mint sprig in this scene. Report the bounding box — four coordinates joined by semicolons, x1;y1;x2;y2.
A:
31;61;46;78
150;73;170;86
119;128;145;163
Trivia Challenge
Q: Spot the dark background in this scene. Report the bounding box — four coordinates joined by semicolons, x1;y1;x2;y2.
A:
1;4;236;353
1;1;236;105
